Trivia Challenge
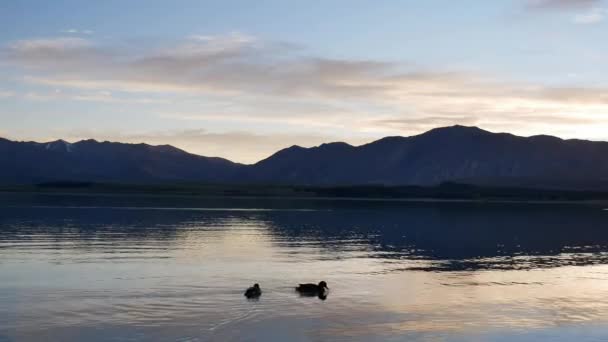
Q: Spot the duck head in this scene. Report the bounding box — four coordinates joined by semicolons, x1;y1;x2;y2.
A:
318;281;328;289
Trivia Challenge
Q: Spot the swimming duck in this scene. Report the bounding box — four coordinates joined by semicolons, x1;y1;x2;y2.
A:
244;283;262;298
296;281;328;297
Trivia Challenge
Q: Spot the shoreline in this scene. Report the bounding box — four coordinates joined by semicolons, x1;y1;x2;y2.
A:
1;189;607;206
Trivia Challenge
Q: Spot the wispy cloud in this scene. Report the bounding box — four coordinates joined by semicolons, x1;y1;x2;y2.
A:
371;114;605;134
2;34;394;97
373;116;480;130
2;33;608;158
526;0;607;23
4;34;607;105
18;89;167;104
0;90;15;98
573;7;607;23
61;29;94;35
4;37;102;70
527;0;601;10
9;37;92;50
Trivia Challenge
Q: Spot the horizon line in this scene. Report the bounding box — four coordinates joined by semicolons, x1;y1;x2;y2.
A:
3;125;607;165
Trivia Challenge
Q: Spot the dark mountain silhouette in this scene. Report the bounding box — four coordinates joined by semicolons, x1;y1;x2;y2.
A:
245;125;608;189
2;125;608;190
0;138;239;184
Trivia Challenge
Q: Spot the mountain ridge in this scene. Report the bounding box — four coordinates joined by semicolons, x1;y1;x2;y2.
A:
2;125;608;190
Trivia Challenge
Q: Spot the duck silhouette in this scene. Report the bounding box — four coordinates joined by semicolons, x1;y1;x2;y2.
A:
244;283;262;299
296;281;329;300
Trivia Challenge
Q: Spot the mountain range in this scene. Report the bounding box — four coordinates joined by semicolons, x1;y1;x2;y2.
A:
2;125;608;190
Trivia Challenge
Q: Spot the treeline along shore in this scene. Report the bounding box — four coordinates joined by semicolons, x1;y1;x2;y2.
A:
2;181;608;204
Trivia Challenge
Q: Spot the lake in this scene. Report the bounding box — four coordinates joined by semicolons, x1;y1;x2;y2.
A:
1;193;608;341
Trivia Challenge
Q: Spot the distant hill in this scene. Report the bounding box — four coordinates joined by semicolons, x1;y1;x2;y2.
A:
2;126;608;190
0;137;240;184
245;126;608;190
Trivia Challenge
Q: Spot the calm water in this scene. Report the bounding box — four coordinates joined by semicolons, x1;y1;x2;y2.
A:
2;194;608;341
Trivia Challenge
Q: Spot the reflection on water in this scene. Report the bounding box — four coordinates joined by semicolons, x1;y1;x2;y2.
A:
1;193;608;341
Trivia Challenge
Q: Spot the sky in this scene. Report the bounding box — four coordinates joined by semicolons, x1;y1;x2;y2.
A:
1;0;607;163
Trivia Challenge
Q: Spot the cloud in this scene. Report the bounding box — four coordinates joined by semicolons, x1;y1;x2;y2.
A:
527;0;601;10
2;34;394;98
0;90;15;98
2;33;608;158
17;89;167;104
61;29;94;35
573;7;607;23
10;37;92;50
4;34;607;106
373;114;603;131
526;0;606;25
373;116;480;130
3;37;105;71
157;111;349;129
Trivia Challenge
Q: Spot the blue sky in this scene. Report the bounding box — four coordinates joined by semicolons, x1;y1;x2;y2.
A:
1;0;607;162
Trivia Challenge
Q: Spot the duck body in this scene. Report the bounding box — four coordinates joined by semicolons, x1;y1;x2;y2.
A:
244;283;262;298
296;281;328;296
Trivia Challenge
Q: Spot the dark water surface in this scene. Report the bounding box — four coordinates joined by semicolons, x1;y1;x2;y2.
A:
2;193;608;341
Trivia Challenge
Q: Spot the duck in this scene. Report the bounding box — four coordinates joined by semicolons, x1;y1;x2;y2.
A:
244;283;262;299
296;281;329;297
